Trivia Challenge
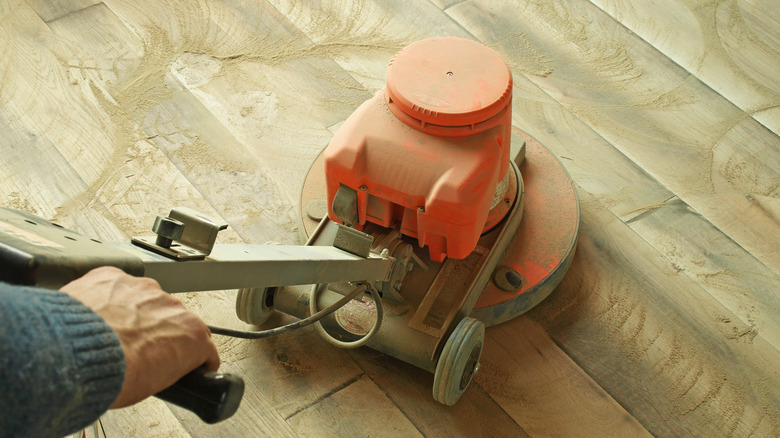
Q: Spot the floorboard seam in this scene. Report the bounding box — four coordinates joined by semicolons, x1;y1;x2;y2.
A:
42;1;102;24
283;372;365;421
528;327;657;437
584;0;778;138
471;381;532;438
350;366;427;437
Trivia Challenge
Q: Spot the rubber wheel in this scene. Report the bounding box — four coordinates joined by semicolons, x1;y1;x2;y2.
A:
236;287;274;325
432;317;485;406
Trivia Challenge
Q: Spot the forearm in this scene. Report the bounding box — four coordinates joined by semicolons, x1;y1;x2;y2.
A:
0;284;125;437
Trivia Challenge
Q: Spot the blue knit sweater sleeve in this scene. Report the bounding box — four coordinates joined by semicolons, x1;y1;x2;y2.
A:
0;283;125;437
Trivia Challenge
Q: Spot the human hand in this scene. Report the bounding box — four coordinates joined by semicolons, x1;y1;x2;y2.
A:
60;266;220;408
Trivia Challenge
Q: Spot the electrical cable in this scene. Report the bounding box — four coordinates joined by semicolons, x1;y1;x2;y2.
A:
311;282;383;349
208;283;369;339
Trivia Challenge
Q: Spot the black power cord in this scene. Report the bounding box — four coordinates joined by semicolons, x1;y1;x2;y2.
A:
207;283;371;339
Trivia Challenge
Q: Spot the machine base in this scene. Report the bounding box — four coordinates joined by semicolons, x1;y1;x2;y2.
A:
281;127;578;405
299;128;579;328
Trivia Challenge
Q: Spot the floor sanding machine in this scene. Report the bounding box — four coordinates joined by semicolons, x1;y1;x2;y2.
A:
0;37;578;419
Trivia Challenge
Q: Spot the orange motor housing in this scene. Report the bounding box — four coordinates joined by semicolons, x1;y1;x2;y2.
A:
324;37;513;262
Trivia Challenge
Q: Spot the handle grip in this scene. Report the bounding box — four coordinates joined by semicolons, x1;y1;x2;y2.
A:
155;366;245;424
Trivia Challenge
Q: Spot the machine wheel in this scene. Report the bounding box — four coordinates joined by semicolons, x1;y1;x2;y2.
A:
433;317;485;406
236;287;275;325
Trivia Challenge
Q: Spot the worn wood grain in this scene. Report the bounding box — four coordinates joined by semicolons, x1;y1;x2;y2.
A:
348;348;531;438
286;375;424;438
530;189;780;437
25;0;100;22
589;0;780;136
627;197;780;351
2;0;779;436
477;316;652;437
101;398;191;438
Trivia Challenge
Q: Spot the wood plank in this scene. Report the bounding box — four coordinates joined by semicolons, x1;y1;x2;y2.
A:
1;2;234;241
348;348;530;438
37;4;243;242
509;75;676;222
588;0;780;136
0;0;97;219
47;2;144;87
168;52;371;213
477;317;651;437
628;197;780;351
529;189;780;437
511;88;780;355
286;376;423;437
266;0;474;92
100;0;373;243
101;398;191;438
25;0;100;22
503;45;780;430
349;314;651;437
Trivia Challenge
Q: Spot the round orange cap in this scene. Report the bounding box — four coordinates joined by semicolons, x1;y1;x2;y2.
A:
385;37;512;129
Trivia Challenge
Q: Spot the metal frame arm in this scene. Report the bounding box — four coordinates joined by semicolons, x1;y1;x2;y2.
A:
0;207;394;292
132;243;394;293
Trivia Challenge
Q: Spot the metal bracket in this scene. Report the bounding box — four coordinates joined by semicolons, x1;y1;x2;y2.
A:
132;207;228;260
332;184;359;227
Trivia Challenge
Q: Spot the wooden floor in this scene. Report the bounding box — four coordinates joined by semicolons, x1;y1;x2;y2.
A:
2;0;779;436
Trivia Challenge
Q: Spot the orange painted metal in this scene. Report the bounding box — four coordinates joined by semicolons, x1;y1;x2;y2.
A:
324;37;513;262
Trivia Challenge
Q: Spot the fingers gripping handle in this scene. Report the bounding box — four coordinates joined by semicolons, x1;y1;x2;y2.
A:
155;366;245;424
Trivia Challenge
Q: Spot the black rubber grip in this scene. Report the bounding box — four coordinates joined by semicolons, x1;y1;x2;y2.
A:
155;366;245;424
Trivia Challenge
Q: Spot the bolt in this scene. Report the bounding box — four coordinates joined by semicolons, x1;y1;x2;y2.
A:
493;267;523;291
152;216;184;249
306;199;328;221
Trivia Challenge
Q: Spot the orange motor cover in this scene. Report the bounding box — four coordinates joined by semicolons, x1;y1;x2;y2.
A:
324;37;513;262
